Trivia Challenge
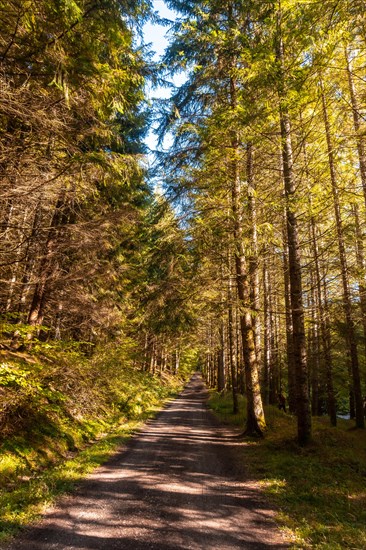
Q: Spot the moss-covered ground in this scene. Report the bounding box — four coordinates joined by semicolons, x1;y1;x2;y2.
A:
208;391;366;549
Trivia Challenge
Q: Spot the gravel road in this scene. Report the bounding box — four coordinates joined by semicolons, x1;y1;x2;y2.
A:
4;374;289;549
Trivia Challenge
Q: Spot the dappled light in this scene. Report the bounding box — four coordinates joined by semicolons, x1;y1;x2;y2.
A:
5;375;288;550
1;0;366;548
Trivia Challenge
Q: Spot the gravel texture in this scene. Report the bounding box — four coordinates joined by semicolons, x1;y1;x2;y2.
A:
4;374;289;549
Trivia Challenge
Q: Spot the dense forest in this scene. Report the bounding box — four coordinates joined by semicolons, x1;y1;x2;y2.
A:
1;0;366;454
157;0;366;443
1;1;366;547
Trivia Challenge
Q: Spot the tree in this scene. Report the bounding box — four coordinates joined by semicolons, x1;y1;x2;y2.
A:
160;0;267;435
0;0;151;346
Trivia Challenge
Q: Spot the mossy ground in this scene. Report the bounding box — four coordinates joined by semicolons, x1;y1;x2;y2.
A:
208;391;366;549
0;345;184;543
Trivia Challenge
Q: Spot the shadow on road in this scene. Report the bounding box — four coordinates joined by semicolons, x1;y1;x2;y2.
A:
4;374;288;550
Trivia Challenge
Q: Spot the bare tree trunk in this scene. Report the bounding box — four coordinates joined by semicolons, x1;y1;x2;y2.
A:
15;202;43;321
53;296;63;340
263;259;271;406
217;320;226;392
353;203;366;358
311;216;337;425
247;144;261;368
345;47;366;366
273;291;281;398
5;207;29;312
236;301;245;394
174;346;180;376
142;332;149;371
27;194;65;330
0;200;14;308
150;338;156;374
302;127;337;426
308;274;319;416
280;115;311;443
282;229;296;413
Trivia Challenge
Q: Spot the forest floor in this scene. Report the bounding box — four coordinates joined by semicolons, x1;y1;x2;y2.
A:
209;392;366;549
0;346;184;543
1;374;288;550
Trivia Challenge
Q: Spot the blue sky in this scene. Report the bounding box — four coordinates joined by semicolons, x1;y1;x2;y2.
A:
143;1;185;155
144;1;175;63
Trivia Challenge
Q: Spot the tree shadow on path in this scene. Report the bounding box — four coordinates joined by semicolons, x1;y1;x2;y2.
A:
3;374;289;550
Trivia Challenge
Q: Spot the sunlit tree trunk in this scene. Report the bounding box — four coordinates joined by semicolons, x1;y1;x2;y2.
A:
229;76;265;436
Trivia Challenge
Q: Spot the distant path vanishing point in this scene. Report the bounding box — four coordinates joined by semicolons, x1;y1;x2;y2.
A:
4;374;288;550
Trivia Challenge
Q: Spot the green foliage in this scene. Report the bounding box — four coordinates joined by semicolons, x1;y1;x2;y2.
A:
178;347;201;378
208;390;246;426
208;392;366;549
135;196;197;336
0;422;141;542
0;0;152;346
93;344;183;417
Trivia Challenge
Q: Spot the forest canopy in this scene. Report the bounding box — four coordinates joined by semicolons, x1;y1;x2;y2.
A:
1;0;366;447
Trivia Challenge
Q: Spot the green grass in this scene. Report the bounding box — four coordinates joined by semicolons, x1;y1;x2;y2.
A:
0;420;139;541
208;390;366;549
0;346;185;543
0;403;179;543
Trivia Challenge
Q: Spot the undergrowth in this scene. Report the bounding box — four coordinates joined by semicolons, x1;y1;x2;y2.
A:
0;344;184;543
208;390;366;549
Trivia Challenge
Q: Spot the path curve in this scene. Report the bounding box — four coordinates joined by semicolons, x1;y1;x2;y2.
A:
4;374;288;549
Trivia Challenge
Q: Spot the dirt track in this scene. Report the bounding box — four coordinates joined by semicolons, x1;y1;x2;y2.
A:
4;374;288;549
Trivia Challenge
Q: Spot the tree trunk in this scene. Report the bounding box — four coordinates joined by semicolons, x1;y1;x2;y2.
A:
229;77;265;436
353;203;366;359
308;274;319;416
276;14;311;443
345;47;366;212
302;127;337;426
27;193;66;330
311;215;337;425
247;143;262;368
321;83;364;428
262;259;271;406
217;321;226;392
282;226;296;413
228;255;239;413
346;47;366;369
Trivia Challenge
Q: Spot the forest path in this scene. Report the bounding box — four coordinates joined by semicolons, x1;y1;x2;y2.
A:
4;374;288;550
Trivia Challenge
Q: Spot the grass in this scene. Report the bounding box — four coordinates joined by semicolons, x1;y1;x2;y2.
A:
208;391;366;549
0;405;179;544
0;346;185;543
0;416;161;543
